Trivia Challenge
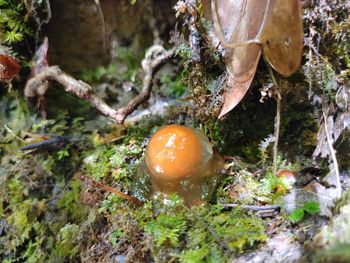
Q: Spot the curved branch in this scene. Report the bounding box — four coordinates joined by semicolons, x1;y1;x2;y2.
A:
24;46;176;123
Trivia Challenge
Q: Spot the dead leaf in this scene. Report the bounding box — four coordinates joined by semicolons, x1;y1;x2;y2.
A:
0;54;20;81
259;0;303;76
210;0;247;44
211;0;303;117
219;73;256;118
212;0;267;118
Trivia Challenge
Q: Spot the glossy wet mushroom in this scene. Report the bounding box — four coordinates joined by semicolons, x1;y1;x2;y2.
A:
135;124;224;206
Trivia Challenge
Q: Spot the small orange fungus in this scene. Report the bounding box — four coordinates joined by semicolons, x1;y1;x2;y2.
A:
146;124;202;180
136;124;224;205
275;169;296;194
276;169;296;179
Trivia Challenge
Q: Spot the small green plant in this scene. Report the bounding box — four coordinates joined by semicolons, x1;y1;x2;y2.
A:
57;180;88;222
109;229;124;247
56;148;70;160
288;201;320;223
177;248;210;263
135;196;267;261
145;213;187;247
0;0;48;50
80;46;143;83
52;223;80;259
261;171;293;198
0;0;33;44
160;73;187;97
175;43;193;60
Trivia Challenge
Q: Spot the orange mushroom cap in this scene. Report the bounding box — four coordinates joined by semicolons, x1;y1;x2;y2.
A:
276;169;296;179
146;125;203;180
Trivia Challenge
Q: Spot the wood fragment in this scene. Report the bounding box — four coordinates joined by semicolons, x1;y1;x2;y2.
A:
267;65;282;175
79;175;143;206
221;203;281;212
24;45;175;123
322;110;342;199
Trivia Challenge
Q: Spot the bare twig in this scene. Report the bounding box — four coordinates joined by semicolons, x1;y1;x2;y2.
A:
20;136;69;151
25;66;122;120
322;110;342;199
24;45;176;123
273;96;281;175
4;125;25;142
220;203;281;212
79;175;143;206
266;64;282;175
116;46;176;122
94;0;107;53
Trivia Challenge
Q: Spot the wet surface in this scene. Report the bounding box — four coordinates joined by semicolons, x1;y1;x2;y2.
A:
133;125;225;205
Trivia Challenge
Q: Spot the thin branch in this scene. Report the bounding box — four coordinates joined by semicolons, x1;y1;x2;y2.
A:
220;203;281;212
4;125;25;142
273;96;281;175
322;110;342;199
94;0;107;53
24;46;176;124
25;66;121;120
116;46;176;122
79;175;143;206
267;63;281;175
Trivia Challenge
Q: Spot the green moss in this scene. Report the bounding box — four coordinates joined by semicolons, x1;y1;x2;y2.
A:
82;140;143;184
160;72;187;98
1;91;276;262
134;195;267;262
0;0;33;45
83;145;115;180
175;43;193;60
79;46;144;83
52;223;80;259
145;213;187;247
0;94;90;262
314;244;350;263
57;180;88;222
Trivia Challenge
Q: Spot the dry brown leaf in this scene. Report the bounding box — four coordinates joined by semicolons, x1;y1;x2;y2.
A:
210;0;247;44
211;0;303;117
219;61;258;118
0;54;20;81
212;0;267;118
259;0;303;77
